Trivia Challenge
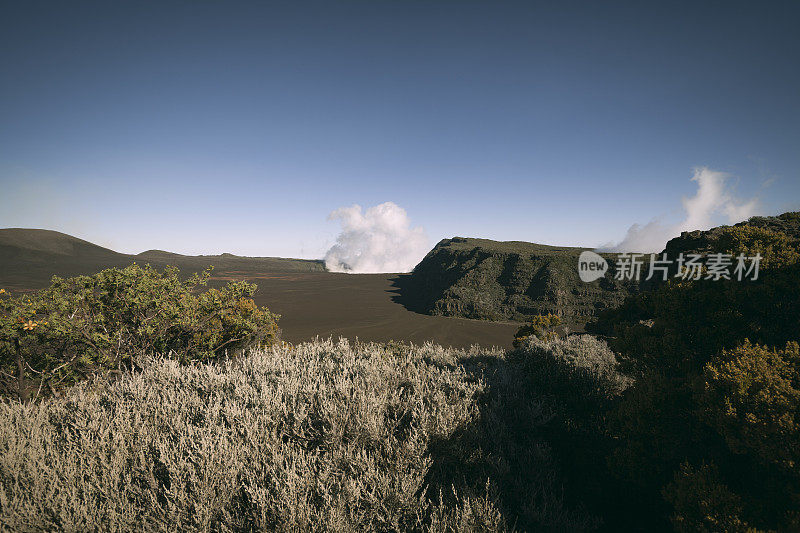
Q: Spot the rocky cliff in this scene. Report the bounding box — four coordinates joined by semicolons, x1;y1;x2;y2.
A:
404;237;641;324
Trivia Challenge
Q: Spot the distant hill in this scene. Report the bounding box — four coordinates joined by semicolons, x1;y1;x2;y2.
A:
131;249;326;276
0;228;325;291
401;237;641;325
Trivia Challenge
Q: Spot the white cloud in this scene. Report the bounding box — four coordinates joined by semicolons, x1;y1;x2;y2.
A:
324;202;429;273
603;167;762;253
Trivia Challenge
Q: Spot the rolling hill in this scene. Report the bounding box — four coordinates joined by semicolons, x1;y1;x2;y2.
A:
0;228;325;291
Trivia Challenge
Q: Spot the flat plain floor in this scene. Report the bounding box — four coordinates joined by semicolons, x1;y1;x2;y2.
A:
216;272;519;350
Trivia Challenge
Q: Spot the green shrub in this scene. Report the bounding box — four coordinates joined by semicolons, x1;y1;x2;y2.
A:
701;340;800;474
512;313;560;348
0;264;279;399
516;334;631;403
510;335;632;527
717;225;799;269
663;463;752;533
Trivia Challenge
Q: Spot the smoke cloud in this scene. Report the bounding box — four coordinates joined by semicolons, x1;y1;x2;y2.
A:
324;202;429;273
603;167;762;253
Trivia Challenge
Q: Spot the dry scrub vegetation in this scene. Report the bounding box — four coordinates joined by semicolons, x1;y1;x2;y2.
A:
0;336;624;532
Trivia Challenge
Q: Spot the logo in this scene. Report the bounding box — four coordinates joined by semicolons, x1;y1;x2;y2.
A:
578;251;608;282
577;251;762;283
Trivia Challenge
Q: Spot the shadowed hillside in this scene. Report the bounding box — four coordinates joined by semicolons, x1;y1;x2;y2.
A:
401;237;641;325
0;229;133;289
0;228;325;291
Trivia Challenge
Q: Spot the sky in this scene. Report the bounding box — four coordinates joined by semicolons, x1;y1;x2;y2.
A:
1;1;799;263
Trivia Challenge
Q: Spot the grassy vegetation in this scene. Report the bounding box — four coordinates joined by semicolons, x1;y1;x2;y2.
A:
0;336;625;532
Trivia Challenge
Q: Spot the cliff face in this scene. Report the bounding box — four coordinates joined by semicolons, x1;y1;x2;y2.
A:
406;237;640;324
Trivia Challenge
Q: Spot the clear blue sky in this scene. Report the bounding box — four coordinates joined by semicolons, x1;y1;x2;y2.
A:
1;1;798;258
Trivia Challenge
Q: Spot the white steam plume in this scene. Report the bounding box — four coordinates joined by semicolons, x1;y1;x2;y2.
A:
603;167;762;253
324;202;429;273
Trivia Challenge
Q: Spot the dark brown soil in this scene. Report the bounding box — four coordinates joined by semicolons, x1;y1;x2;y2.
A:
224;272;519;350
